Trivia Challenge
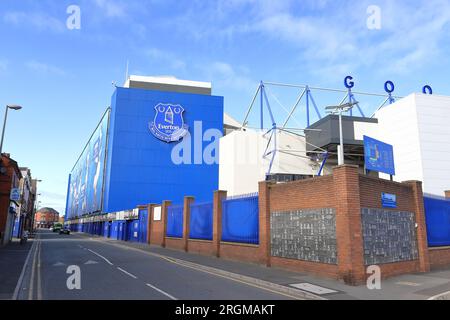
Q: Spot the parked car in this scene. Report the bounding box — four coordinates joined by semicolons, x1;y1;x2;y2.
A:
49;227;53;231
59;228;70;235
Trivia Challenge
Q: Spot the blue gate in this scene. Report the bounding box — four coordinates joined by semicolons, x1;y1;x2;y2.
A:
126;220;140;242
221;193;259;244
189;201;213;240
138;208;148;243
166;204;183;238
424;196;450;247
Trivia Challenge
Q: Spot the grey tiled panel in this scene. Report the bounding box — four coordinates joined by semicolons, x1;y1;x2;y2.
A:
270;209;337;264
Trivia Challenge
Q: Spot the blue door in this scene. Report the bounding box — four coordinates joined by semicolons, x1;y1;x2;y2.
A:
126;220;140;242
139;209;148;243
118;221;126;241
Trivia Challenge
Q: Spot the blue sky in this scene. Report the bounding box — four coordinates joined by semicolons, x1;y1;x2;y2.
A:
1;0;450;214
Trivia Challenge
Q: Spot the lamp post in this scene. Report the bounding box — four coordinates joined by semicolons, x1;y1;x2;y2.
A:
325;101;359;166
0;105;23;154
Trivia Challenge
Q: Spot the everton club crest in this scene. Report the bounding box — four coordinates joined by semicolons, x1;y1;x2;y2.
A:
149;103;189;142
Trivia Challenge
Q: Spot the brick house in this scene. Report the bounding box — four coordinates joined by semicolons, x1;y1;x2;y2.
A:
0;154;22;246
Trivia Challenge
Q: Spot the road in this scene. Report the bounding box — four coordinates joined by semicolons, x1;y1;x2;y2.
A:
16;230;294;300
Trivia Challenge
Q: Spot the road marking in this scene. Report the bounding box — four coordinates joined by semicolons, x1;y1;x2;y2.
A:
159;256;303;300
87;249;114;265
28;237;39;300
396;281;422;287
83;235;317;300
52;262;66;267
117;267;137;279
12;234;38;300
146;283;177;300
37;240;42;300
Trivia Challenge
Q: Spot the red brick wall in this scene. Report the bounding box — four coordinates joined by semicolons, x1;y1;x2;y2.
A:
187;240;215;256
145;165;431;285
378;261;421;279
219;243;263;264
269;175;335;211
165;237;185;251
149;204;165;246
359;175;415;212
429;247;450;269
357;175;428;278
271;257;339;279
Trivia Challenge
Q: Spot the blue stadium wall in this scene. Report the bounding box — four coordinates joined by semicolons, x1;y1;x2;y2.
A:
101;86;223;213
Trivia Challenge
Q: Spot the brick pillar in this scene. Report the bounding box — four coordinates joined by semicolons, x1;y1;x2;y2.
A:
445;190;450;199
213;190;227;258
258;181;272;267
183;196;195;252
333;165;366;285
404;180;430;273
161;200;172;248
146;204;157;244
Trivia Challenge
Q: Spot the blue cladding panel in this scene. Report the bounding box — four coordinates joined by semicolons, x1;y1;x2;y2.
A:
66;111;110;219
424;196;450;247
166;205;183;238
103;87;223;213
221;196;259;244
189;202;213;240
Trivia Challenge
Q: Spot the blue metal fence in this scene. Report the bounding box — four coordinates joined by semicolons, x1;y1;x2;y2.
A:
190;201;213;240
166;204;184;238
424;196;450;247
221;193;259;244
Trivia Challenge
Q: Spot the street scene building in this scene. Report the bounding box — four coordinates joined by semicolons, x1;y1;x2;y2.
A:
0;156;39;245
3;1;450;306
34;207;60;229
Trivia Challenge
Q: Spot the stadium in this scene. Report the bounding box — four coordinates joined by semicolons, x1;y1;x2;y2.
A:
64;75;450;282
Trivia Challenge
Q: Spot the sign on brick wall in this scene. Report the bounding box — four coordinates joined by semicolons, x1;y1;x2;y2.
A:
270;209;337;264
361;208;418;265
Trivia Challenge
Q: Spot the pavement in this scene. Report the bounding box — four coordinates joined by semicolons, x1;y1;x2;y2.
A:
0;237;34;300
3;230;450;300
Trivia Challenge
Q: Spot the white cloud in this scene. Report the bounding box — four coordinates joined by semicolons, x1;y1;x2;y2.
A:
144;48;187;71
205;61;255;91
3;11;65;33
25;60;66;76
94;0;128;18
167;0;450;78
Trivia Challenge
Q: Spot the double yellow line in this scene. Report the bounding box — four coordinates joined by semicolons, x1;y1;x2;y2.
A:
28;234;42;300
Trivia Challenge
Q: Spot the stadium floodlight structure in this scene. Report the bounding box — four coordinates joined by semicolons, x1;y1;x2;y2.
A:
325;101;359;165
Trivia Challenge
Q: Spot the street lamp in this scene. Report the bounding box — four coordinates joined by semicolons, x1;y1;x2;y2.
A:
0;104;23;154
325;101;359;166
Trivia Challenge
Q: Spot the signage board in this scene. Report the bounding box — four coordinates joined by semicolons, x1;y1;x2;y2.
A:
364;135;395;176
153;206;162;221
382;193;397;208
10;188;20;201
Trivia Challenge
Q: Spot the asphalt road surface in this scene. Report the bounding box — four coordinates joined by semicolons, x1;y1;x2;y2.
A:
16;230;294;300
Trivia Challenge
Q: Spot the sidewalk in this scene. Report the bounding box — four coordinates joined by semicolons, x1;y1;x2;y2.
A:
0;238;33;300
80;233;450;300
